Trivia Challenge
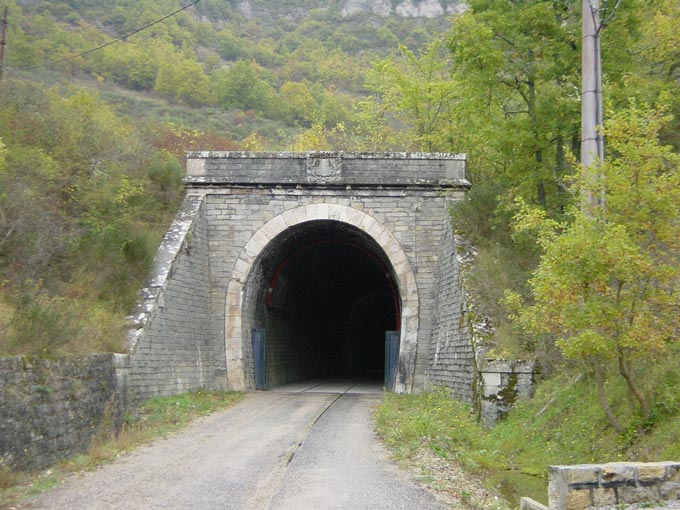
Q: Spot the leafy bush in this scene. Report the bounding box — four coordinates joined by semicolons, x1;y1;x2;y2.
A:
6;286;81;355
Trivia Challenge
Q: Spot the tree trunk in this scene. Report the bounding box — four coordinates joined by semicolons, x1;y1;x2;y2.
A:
593;359;624;433
617;351;650;421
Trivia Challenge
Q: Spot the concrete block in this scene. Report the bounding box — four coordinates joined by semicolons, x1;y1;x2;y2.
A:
186;158;206;177
376;228;394;249
393;259;411;278
591;487;617;506
304;203;321;220
660;482;680;500
602;463;636;485
638;463;668;483
346;207;365;227
668;463;680;483
326;203;342;220
226;303;241;318
233;258;251;278
316;202;330;219
619;485;659;504
564;489;591;510
225;316;242;338
358;213;377;232
482;372;502;388
520;497;549;510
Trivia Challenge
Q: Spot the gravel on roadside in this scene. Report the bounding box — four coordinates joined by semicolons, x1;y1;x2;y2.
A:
396;445;511;510
588;502;680;510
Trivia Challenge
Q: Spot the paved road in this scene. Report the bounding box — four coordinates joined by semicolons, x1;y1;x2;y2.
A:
25;385;446;510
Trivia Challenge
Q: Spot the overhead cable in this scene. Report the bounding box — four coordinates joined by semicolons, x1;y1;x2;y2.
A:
6;0;200;72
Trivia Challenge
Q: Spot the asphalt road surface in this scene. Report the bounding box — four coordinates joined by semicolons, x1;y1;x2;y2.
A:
25;381;447;510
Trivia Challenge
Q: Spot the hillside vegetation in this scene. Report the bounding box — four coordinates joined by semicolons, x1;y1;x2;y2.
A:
0;0;447;355
377;352;680;506
372;1;679;505
0;0;678;496
1;0;452;139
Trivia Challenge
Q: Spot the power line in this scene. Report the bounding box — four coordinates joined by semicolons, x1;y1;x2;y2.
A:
5;0;200;73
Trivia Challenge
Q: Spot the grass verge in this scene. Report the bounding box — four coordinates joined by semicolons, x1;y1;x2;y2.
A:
376;360;680;508
0;390;244;507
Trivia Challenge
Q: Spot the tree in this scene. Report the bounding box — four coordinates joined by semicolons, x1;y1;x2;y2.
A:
42;88;138;178
211;60;276;115
216;29;246;60
447;0;582;207
288;122;352;152
624;0;680;148
0;79;179;355
155;48;213;107
90;40;157;90
367;37;458;152
279;81;315;125
506;106;680;432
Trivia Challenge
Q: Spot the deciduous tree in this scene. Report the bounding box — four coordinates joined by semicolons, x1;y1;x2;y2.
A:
506;106;680;432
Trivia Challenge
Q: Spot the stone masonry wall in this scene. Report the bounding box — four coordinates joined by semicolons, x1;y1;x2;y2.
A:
0;354;121;470
546;462;680;510
202;186;469;392
126;152;474;397
125;195;226;402
426;204;476;401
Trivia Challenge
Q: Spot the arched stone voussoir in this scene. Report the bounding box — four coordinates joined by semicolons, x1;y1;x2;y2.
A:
223;204;420;392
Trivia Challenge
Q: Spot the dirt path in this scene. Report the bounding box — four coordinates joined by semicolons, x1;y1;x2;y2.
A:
23;392;448;510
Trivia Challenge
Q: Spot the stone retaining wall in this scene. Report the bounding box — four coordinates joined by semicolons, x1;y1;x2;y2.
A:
426;207;476;400
0;354;122;470
540;462;680;510
125;195;227;403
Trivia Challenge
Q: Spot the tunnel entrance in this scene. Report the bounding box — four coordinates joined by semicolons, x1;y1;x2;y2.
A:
244;220;400;390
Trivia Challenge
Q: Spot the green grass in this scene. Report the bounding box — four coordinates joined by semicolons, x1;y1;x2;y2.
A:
376;354;680;507
0;390;244;507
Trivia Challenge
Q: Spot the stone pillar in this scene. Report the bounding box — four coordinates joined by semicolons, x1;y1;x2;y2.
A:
479;358;536;426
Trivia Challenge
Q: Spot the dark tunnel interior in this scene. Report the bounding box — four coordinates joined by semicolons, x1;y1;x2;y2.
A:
246;220;399;389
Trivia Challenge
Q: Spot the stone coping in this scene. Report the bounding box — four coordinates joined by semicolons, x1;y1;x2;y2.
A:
185;151;470;188
185;150;467;160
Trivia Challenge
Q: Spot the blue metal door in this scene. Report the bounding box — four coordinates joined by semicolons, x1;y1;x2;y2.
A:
253;329;266;390
384;331;400;391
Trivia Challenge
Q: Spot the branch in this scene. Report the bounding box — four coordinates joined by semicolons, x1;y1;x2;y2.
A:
600;0;623;31
494;33;517;48
0;224;15;248
593;358;625;433
551;166;574;195
617;349;650;421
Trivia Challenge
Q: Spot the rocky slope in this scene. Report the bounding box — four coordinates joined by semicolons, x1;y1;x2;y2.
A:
340;0;467;18
234;0;467;20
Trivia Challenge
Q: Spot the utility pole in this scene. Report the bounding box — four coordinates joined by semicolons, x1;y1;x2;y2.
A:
0;6;7;82
581;0;605;209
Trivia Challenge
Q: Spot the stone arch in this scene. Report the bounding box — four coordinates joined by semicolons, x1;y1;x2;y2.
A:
224;204;419;393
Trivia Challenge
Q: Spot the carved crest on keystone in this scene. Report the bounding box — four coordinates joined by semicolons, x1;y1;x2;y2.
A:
306;155;342;181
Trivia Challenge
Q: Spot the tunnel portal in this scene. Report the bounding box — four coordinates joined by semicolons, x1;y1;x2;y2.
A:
126;152;476;402
245;221;399;389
